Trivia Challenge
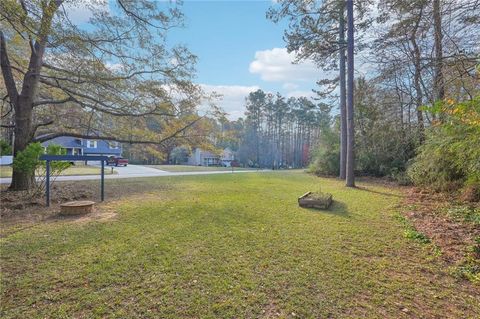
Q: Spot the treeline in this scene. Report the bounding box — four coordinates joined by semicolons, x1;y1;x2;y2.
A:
267;0;479;196
311;76;421;179
218;90;330;168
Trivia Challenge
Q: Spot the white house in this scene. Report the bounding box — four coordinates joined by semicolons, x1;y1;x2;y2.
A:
187;148;235;167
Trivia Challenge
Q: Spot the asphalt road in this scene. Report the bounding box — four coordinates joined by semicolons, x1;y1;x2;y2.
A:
0;165;267;184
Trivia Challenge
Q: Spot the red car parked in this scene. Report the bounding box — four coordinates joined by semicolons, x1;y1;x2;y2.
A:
107;156;128;166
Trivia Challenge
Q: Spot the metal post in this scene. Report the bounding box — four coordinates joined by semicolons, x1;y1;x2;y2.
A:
46;160;50;207
101;159;105;201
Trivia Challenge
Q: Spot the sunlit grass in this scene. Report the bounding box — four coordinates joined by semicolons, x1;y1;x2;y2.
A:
147;164;255;172
1;171;478;318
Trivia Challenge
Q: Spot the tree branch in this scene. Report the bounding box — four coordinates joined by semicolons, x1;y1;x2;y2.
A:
33;119;55;133
0;31;19;105
33;97;73;107
19;0;36;55
33;117;203;145
1;95;13;118
39;77;177;117
42;62;176;82
117;0;175;30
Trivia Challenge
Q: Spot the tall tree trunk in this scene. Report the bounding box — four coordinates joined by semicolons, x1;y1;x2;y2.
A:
10;100;35;190
255;119;260;166
3;1;60;190
10;45;46;190
256;139;260;166
345;0;355;187
410;8;425;141
393;73;405;134
433;0;445;107
0;32;35;190
339;0;347;180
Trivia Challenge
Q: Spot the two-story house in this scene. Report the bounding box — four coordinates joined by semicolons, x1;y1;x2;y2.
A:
41;136;122;157
187;148;235;167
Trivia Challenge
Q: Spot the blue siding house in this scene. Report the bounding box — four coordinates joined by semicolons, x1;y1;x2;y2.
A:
41;136;122;157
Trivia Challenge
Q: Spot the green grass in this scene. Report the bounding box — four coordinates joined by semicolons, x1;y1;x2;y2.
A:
147;164;255;172
1;171;479;318
447;206;480;225
394;214;431;244
0;165;116;178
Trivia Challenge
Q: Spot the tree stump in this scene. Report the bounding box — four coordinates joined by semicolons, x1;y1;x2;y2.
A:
60;201;95;215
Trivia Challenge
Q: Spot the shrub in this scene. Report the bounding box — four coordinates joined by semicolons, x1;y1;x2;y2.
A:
13;143;71;197
389;167;412;186
408;97;480;193
0;139;12;156
308;123;340;176
12;143;44;175
353;77;418;177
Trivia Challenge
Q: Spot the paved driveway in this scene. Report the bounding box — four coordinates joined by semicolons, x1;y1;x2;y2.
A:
104;164;167;175
0;165;268;184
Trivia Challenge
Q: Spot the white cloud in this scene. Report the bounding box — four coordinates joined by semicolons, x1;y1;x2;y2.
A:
282;82;299;91
249;48;318;83
105;62;123;71
200;84;261;120
62;0;108;25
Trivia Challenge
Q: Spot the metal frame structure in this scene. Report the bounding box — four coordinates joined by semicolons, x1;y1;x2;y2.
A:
39;155;108;206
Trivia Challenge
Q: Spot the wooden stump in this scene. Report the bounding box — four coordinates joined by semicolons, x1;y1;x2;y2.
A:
60;201;95;216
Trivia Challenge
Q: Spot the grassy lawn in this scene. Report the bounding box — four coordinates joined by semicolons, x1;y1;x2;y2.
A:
1;171;478;318
0;165;116;178
147;164;255;172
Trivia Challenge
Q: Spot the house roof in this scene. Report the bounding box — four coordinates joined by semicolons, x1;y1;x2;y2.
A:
41;136;83;148
40;135;122;155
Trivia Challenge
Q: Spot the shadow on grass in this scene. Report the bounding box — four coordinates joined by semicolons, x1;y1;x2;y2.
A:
356;185;403;198
301;200;350;218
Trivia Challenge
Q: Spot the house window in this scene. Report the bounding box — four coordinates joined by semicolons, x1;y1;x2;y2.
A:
109;141;120;149
203;157;218;166
87;140;97;148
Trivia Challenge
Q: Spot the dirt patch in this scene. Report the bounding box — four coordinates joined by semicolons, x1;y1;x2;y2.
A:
0;178;172;235
262;300;286;318
355;176;403;188
401;187;480;265
46;202;119;224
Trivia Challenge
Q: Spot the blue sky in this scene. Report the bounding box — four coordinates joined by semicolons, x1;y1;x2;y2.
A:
168;1;321;119
171;1;288;88
68;0;321;119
